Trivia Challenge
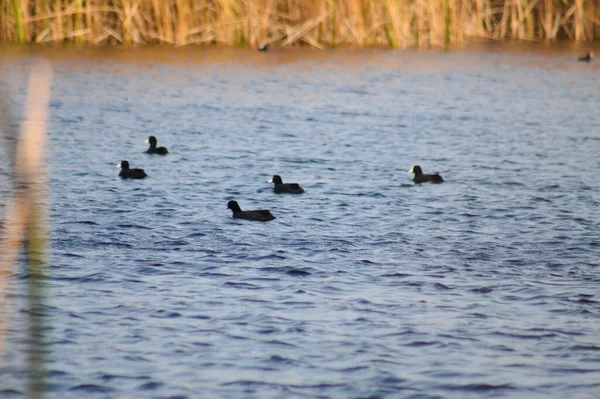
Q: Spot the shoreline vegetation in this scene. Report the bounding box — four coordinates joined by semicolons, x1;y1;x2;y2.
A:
1;1;599;49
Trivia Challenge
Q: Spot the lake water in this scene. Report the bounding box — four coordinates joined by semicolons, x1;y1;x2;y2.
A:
1;43;599;399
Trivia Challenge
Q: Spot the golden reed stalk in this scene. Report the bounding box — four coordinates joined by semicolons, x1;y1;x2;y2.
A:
0;0;598;47
0;60;52;398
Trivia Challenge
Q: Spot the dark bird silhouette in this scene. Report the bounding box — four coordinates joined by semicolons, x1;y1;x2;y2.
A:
409;165;444;184
118;160;147;179
227;200;275;222
268;175;305;194
145;136;169;155
578;52;593;62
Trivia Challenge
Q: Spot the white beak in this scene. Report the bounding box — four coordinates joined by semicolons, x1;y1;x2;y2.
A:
268;178;274;183
116;163;122;168
408;167;414;173
144;139;149;144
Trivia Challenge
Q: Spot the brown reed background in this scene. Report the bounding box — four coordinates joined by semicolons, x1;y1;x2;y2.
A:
0;0;599;48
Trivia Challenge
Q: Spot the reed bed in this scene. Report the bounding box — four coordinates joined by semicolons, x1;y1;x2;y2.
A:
1;0;599;47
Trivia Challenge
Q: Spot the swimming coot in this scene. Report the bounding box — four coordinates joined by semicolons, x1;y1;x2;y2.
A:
118;160;147;179
268;175;305;194
409;165;444;184
227;200;275;222
578;52;593;62
259;44;270;52
145;136;169;154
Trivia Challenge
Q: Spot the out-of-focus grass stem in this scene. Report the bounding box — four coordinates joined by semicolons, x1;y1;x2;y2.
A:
0;60;52;399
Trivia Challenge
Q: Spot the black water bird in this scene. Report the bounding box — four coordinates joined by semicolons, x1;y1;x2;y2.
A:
259;44;270;52
227;200;275;222
145;136;169;154
118;160;147;179
409;165;444;184
268;175;305;194
578;52;593;62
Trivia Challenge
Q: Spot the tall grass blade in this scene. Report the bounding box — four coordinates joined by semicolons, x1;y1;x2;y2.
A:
0;59;52;399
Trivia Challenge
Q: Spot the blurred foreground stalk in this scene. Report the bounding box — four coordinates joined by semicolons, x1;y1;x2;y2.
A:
0;60;52;399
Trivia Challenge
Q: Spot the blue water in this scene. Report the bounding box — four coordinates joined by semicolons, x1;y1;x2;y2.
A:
1;45;600;398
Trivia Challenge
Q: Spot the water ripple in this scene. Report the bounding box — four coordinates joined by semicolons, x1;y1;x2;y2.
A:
2;47;599;399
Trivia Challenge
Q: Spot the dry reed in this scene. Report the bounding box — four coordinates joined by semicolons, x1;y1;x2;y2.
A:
0;60;52;397
0;1;598;47
0;0;584;46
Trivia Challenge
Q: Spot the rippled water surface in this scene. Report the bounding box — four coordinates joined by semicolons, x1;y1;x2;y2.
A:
1;44;600;398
